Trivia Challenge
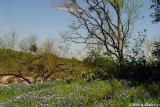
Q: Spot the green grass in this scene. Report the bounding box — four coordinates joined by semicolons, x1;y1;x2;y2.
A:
0;79;160;107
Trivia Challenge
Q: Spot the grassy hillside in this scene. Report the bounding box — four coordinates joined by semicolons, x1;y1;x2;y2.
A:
0;79;160;107
0;48;86;79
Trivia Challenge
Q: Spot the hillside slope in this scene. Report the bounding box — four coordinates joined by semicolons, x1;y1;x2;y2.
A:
0;48;86;81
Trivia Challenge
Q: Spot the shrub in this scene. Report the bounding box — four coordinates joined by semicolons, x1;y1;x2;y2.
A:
83;50;118;80
7;77;15;84
65;76;74;84
147;82;160;98
128;86;148;103
103;79;124;100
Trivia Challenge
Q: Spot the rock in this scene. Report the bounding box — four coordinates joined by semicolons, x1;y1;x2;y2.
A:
36;77;43;83
21;80;30;85
24;77;35;83
1;76;15;84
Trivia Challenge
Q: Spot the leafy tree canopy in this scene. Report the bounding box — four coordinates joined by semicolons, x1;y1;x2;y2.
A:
151;0;160;23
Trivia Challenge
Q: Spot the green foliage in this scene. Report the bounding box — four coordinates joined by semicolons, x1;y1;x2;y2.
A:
83;41;160;83
0;48;86;81
83;50;118;80
147;82;160;98
110;79;124;95
0;80;160;107
112;0;126;8
151;0;160;23
65;76;73;84
128;86;147;103
0;49;20;71
29;43;37;53
152;40;160;64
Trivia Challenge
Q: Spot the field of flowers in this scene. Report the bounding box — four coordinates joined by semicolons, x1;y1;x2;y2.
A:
0;79;160;107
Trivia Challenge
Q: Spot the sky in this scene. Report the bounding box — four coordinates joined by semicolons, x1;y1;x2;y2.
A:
0;0;160;58
0;0;72;41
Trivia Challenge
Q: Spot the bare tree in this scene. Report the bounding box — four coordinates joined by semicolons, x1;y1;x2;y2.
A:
11;31;16;50
58;0;143;64
40;38;55;54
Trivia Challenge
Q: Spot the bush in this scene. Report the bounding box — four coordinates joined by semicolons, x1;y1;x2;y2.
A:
83;45;160;84
147;82;160;98
7;77;15;83
83;50;118;80
103;79;124;100
128;86;148;103
65;76;75;84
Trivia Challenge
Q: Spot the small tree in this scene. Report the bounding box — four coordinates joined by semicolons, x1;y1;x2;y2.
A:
83;49;117;79
30;43;37;53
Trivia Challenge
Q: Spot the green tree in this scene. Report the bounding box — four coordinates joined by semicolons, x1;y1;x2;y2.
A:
30;43;37;53
151;0;160;23
152;40;160;64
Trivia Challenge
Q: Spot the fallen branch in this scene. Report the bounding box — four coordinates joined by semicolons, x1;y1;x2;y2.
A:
0;71;32;84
